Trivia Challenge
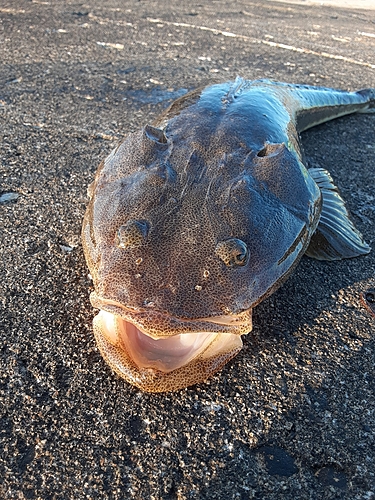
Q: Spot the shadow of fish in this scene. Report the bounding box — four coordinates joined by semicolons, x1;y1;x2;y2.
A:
82;77;373;392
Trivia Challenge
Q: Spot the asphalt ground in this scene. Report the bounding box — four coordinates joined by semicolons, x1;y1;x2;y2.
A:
0;1;375;499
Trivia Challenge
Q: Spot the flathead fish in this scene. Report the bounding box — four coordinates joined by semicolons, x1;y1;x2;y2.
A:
82;78;373;392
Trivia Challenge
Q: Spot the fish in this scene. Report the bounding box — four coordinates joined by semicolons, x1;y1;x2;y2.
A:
82;77;374;392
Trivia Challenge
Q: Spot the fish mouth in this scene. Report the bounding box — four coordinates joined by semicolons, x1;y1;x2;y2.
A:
90;297;252;392
95;309;246;373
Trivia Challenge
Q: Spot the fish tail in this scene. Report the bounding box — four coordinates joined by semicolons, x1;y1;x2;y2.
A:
294;86;375;131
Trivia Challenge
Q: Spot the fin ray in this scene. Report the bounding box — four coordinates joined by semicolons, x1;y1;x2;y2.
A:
306;168;371;260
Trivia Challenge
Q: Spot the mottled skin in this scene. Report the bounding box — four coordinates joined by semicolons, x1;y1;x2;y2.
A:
82;78;373;392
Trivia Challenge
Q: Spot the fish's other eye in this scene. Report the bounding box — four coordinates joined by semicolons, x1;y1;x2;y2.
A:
116;220;149;249
256;143;285;158
215;238;249;268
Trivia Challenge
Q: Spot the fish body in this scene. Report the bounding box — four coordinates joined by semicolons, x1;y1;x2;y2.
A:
82;78;373;392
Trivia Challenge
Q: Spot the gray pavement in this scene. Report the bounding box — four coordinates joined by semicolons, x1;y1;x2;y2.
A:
1;1;375;498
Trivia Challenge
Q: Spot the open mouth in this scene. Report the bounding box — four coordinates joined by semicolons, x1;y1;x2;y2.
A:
97;309;222;372
94;309;250;373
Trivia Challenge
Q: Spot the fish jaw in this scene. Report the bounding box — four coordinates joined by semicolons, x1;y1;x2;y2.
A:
92;310;249;392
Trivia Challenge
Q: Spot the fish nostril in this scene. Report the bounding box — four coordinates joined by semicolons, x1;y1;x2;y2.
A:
116;220;149;249
215;238;249;268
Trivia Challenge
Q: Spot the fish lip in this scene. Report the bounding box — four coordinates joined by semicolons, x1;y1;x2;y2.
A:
90;292;253;337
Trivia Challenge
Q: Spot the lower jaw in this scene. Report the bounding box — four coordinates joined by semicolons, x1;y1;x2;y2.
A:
92;310;245;392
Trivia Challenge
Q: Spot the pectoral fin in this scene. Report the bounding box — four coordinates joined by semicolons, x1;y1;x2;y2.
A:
306;168;371;260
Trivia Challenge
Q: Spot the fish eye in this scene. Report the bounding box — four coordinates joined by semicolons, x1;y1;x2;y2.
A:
215;238;249;268
116;220;149;249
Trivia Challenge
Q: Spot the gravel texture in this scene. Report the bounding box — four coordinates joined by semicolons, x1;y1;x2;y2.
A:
1;1;375;498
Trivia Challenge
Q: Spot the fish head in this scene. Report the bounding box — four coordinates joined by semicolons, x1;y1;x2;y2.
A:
82;124;321;392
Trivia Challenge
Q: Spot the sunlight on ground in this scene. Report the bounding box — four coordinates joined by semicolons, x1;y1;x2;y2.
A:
269;0;375;9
